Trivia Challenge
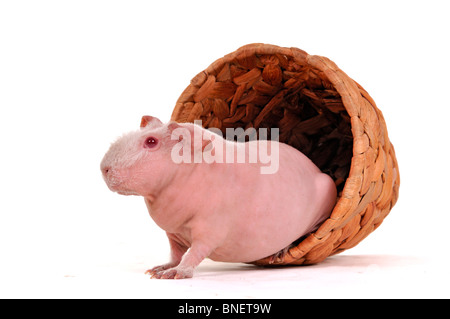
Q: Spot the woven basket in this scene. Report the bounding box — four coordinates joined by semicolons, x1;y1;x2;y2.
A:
171;43;400;266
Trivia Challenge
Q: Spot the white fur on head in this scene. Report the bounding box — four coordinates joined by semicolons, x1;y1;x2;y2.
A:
101;115;165;171
102;130;146;170
101;125;169;171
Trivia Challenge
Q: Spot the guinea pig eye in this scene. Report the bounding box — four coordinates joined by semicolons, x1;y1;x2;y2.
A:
144;136;159;148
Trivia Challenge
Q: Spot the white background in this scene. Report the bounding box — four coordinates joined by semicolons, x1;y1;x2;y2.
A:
1;0;449;298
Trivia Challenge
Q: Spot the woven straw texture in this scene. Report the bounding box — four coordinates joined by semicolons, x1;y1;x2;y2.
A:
171;43;400;266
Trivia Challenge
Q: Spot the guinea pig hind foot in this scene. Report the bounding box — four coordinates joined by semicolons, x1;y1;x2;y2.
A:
267;243;295;264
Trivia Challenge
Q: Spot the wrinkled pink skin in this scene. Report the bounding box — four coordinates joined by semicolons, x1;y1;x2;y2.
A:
101;116;337;279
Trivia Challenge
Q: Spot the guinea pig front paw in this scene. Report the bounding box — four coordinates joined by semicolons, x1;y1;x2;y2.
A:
145;264;172;277
149;266;194;279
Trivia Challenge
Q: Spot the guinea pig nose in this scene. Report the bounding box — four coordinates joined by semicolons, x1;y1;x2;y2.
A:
102;166;111;176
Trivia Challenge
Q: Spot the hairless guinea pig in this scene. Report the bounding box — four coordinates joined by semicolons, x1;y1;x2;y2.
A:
100;115;337;279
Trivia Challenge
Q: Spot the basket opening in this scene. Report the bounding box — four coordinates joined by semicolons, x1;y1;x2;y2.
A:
193;52;354;194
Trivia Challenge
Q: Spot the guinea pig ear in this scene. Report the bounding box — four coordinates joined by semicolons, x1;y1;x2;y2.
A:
167;121;181;132
166;121;186;142
167;122;211;151
140;116;163;129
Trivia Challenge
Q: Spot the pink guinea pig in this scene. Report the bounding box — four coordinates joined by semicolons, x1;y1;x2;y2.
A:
101;116;336;279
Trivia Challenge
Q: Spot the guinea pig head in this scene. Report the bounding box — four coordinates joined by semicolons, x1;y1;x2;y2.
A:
100;116;180;197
